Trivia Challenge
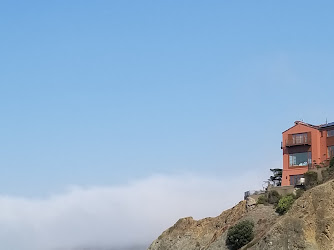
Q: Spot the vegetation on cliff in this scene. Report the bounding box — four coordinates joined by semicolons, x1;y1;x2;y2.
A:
275;195;294;215
226;220;254;250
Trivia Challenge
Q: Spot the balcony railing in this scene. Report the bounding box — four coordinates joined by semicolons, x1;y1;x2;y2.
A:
286;137;311;147
290;162;312;168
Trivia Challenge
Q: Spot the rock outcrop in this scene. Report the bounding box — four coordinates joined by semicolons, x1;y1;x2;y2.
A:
148;201;278;250
148;180;334;250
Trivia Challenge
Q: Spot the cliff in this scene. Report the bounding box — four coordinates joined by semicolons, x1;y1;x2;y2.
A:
148;201;247;250
249;180;334;250
148;180;334;250
148;200;278;250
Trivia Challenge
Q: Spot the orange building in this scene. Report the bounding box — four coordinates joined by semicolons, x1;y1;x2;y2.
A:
281;121;334;186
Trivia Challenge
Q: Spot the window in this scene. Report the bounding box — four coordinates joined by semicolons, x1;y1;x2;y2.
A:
289;152;312;167
290;174;304;186
328;146;334;158
327;130;334;137
292;133;308;144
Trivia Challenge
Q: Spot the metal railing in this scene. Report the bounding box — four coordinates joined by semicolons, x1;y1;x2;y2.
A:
244;190;265;200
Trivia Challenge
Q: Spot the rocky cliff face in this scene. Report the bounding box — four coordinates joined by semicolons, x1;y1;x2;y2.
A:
148;200;278;250
148;201;247;250
148;180;334;250
249;180;334;250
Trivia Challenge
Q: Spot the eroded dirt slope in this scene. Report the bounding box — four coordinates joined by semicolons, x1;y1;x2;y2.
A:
248;180;334;250
148;201;278;250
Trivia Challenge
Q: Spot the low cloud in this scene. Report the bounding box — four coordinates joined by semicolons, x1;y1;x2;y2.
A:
0;172;267;250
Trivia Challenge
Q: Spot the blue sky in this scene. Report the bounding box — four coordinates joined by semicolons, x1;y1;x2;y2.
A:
1;1;334;248
1;1;334;196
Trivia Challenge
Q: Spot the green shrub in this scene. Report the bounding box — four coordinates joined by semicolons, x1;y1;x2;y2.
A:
226;220;254;250
256;195;268;205
276;195;295;215
304;171;318;189
267;190;281;206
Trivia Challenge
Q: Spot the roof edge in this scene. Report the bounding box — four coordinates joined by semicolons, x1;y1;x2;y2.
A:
282;121;319;134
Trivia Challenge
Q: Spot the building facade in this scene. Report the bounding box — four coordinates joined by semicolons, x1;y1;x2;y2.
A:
281;121;334;186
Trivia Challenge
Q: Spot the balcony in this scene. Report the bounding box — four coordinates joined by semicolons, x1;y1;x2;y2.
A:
285;133;311;147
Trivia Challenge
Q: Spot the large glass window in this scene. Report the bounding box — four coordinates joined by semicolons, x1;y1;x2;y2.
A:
327;130;334;137
289;152;312;167
292;133;308;144
328;146;334;158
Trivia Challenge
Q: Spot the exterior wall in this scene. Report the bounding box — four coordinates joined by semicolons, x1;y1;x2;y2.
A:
327;136;334;147
320;130;328;163
325;129;334;159
323;128;334;159
282;123;321;186
281;122;334;186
